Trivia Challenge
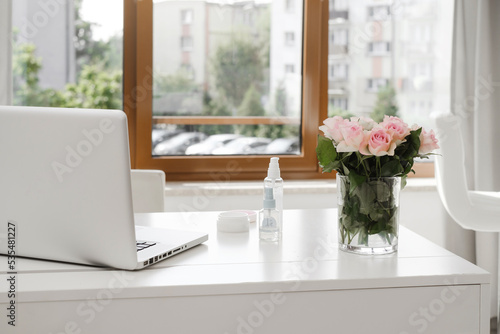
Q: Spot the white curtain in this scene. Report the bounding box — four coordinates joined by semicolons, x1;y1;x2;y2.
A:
451;0;500;319
0;0;12;105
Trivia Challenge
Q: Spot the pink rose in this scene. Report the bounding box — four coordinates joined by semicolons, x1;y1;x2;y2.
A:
419;129;439;154
319;116;345;143
337;120;365;152
359;127;396;156
380;116;410;143
350;116;377;131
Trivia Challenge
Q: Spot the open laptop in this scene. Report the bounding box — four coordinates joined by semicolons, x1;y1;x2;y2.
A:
0;106;208;270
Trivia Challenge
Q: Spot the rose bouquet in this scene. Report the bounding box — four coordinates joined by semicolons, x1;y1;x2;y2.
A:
316;115;439;252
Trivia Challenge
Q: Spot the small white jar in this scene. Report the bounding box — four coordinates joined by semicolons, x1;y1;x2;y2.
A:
217;211;250;233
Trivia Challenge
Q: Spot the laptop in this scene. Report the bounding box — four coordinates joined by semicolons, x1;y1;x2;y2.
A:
0;106;208;270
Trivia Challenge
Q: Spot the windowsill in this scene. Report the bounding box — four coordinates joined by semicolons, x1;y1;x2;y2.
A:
164;178;437;196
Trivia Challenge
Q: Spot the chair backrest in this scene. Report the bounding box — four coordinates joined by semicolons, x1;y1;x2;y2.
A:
433;114;473;226
130;169;166;213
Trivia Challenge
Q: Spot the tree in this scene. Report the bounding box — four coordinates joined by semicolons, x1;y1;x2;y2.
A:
61;64;122;110
274;83;288;116
235;85;265;137
73;0;110;74
211;37;264;108
329;106;354;119
237;84;265;117
198;92;233;135
370;86;399;122
12;1;122;109
13;40;121;109
154;69;198;95
12;42;65;106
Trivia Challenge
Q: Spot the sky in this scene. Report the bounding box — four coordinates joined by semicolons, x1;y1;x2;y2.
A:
80;0;124;41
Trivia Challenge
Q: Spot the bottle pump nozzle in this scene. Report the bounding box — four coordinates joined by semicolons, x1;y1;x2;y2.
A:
267;157;280;179
263;187;276;209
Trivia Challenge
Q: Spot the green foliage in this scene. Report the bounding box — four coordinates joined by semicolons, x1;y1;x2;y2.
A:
60;65;122;109
256;7;271;68
274;83;288;116
199;92;233;135
316;135;339;173
338;175;399;246
236;85;264;137
328;106;354;119
211;37;264;108
154;69;198;95
237;84;265;117
13;42;121;109
370;86;399;122
73;0;110;74
12;43;41;90
255;124;299;139
12;2;123;110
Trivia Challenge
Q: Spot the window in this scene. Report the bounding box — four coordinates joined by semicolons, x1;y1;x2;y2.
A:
367;78;389;92
368;41;391;56
330;0;349;20
130;0;323;180
8;0;123;110
368;6;391;20
181;9;193;25
285;32;295;46
328;63;348;81
330;28;348;46
329;97;348;111
285;0;295;12
180;36;193;51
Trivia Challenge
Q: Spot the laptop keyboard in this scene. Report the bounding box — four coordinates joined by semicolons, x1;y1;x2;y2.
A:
136;241;157;252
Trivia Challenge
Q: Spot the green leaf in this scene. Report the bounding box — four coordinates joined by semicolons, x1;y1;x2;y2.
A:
316;135;338;173
371;180;391;202
353;182;376;215
401;175;407;189
380;159;404;177
348;170;367;193
396;129;421;162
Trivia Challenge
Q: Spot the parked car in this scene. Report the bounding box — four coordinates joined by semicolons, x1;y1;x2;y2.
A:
153;132;207;155
265;138;300;154
152;129;184;150
212;137;271;155
185;134;242;155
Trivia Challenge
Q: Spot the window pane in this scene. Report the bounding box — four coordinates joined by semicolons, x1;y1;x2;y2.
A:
328;0;452;132
9;0;123;109
152;0;304;156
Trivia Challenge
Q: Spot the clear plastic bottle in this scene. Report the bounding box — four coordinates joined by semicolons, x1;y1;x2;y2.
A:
259;187;280;241
259;157;283;241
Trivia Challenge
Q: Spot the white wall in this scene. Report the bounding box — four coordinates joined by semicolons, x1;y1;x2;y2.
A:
0;0;12;105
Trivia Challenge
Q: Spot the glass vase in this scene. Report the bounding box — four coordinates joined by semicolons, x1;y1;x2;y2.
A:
337;175;401;255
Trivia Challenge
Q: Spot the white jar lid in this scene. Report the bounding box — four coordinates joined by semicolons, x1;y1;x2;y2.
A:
217;211;250;233
230;210;257;223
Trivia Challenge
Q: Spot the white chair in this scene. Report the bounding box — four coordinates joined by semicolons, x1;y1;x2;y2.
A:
130;169;166;213
434;114;500;232
435;114;500;326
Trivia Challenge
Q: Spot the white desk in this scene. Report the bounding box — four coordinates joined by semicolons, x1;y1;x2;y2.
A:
0;209;490;333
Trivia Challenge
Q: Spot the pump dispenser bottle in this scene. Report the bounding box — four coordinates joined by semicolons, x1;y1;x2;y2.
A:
259;157;283;241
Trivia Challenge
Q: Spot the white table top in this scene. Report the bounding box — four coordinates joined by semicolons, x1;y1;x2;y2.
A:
0;209;489;303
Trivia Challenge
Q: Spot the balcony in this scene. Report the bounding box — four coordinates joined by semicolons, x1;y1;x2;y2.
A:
329;44;349;55
402;78;434;93
330;10;349;21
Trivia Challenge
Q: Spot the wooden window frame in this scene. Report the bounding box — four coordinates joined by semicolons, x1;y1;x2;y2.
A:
123;0;433;181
